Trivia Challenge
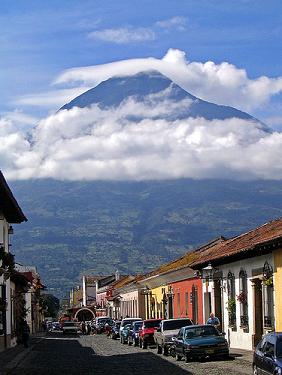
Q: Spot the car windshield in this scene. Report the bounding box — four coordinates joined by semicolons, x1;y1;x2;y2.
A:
134;322;143;330
276;338;282;357
163;319;192;330
184;326;218;339
64;322;75;327
121;319;141;327
144;320;161;328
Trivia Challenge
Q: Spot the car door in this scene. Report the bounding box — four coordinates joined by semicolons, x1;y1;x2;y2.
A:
175;328;184;354
254;338;265;374
261;340;276;375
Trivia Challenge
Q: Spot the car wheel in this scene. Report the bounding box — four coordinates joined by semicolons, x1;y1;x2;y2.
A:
139;339;142;348
157;344;162;354
134;339;138;347
176;354;183;361
163;345;169;356
185;354;190;363
253;364;258;375
120;336;123;344
128;339;132;346
170;347;176;358
142;340;147;349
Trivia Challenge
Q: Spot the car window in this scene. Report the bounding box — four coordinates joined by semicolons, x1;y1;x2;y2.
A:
178;328;184;339
163;319;192;330
263;341;275;356
276;338;282;358
184;325;218;339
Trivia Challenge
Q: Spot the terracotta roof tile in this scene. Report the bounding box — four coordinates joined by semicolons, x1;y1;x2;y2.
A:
190;217;282;268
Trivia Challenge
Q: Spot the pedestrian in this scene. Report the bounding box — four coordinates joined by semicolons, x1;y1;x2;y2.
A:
86;322;91;335
22;320;30;348
206;313;220;329
81;321;86;335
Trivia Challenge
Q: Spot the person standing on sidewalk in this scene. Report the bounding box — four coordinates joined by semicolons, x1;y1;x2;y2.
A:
22;321;30;348
206;313;220;330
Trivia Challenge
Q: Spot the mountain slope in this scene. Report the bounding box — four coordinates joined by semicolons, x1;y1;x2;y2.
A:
11;179;282;298
61;71;266;126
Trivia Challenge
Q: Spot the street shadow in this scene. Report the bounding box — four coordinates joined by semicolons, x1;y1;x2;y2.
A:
7;334;192;375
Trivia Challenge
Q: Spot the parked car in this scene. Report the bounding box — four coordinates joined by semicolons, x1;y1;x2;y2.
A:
120;323;131;344
170;324;229;362
154;318;193;356
109;321;121;339
62;321;79;334
95;317;114;334
128;320;143;346
139;319;162;349
119;317;142;338
253;332;282;375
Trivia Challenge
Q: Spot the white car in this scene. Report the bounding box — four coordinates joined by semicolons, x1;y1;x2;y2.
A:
62;321;79;334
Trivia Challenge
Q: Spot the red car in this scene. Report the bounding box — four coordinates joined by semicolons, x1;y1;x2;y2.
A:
139;319;162;349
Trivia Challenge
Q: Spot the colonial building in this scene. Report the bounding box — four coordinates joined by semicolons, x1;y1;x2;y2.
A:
0;171;27;351
139;254;203;323
189;219;282;350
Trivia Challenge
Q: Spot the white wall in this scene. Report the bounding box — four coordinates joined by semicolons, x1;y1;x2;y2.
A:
203;254;274;350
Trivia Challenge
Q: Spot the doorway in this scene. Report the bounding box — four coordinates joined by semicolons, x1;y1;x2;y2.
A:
253;279;263;347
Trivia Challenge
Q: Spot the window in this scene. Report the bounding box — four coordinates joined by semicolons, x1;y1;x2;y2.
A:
177;293;181;317
239;269;248;328
227;271;236;327
185;292;189;316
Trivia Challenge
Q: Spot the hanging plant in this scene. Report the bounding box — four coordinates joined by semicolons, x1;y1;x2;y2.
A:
226;298;236;313
0;247;15;275
237;291;248;304
263;276;273;286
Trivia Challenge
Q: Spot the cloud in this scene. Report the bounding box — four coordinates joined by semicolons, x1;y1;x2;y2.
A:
3;92;282;182
14;87;91;108
54;49;282;113
88;27;155;44
155;16;186;31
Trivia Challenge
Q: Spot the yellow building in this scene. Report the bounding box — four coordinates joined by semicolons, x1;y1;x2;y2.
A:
274;249;282;331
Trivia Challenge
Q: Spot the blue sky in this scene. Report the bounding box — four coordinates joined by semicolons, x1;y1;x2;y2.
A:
1;0;282;119
1;1;282;182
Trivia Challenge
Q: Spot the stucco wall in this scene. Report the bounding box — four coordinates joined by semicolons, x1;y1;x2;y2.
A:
274;248;282;331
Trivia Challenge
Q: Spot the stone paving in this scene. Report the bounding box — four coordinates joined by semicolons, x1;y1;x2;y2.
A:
0;332;253;375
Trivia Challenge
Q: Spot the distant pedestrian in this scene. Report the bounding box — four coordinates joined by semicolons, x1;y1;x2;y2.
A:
81;321;86;335
206;313;220;329
22;321;30;348
86;322;91;335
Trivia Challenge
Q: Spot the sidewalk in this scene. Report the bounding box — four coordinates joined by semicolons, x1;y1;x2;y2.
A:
0;333;45;373
229;348;253;363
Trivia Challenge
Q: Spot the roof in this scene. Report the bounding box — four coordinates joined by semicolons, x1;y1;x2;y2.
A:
190;217;282;268
0;171;27;223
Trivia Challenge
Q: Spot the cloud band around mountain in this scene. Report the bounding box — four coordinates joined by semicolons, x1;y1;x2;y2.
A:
2;93;282;181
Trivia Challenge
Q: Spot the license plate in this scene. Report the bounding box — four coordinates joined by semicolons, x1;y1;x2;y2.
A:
206;349;214;354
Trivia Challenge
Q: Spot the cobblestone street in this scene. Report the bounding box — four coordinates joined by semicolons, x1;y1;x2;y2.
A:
0;332;253;375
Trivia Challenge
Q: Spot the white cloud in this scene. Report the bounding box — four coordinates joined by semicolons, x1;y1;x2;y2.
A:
54;49;282;114
14;87;91;108
155;16;186;31
3;93;282;182
88;27;155;44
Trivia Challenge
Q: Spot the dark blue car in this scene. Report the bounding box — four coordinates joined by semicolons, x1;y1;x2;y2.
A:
253;332;282;374
171;324;229;362
128;320;143;346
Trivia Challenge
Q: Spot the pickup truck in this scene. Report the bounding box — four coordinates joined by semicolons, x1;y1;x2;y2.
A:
154;318;193;355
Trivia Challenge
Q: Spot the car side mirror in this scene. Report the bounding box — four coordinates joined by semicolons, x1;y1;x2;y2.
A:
157;328;161;332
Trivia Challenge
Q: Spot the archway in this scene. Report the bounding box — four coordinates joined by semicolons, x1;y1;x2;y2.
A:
74;308;95;321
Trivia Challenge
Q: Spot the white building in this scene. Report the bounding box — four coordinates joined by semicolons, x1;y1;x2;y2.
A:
190;221;278;351
0;171;27;351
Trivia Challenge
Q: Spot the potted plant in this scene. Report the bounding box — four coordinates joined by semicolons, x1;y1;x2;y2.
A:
226;298;236;312
236;292;248;304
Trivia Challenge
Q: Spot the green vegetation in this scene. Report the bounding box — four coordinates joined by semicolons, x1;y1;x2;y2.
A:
10;178;282;297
